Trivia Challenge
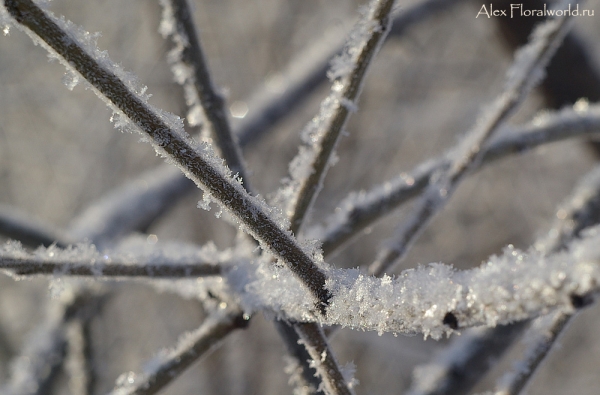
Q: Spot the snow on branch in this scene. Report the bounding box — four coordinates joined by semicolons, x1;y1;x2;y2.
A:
2;0;332;311
232;224;600;339
108;307;248;395
275;0;396;235
368;0;577;276
404;163;600;395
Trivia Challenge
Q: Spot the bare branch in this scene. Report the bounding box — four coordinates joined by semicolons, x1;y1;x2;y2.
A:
108;307;248;395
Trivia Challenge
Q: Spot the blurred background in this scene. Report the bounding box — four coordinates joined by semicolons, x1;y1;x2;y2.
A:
1;0;600;393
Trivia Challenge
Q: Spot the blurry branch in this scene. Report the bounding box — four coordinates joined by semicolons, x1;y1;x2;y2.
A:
108;307;248;395
491;0;600;109
68;165;190;247
0;256;221;278
158;0;251;190
492;312;572;395
368;2;576;276
0;290;104;395
406;323;528;395
275;321;324;394
1;303;67;395
315;101;600;257
405;163;600;395
0;204;73;248
4;0;332;310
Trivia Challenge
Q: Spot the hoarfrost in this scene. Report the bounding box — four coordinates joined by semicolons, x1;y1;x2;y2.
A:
232;225;600;339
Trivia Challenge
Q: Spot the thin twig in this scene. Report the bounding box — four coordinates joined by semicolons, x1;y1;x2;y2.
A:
314;101;600;256
368;2;575;276
159;0;251;190
406;322;528;395
0;256;221;278
238;0;462;147
107;307;248;395
4;0;331;310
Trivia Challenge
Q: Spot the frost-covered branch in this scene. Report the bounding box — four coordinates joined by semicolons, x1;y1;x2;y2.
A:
0;255;221;278
158;0;251;190
0;204;73;248
277;0;395;235
406;163;600;395
0;240;222;279
3;0;331;310
271;1;396;392
233;224;600;339
313;101;600;256
485;165;600;395
368;2;576;276
108;307;248;395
